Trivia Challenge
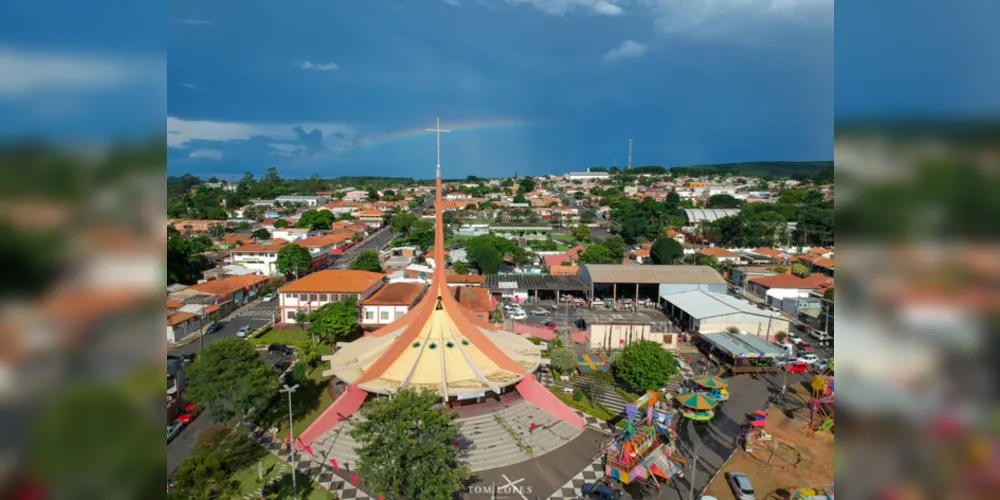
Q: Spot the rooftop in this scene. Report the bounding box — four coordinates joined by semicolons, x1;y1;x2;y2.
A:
660;290;782;320
748;274;818;289
482;274;589;292
188;274;268;296
454;287;493;311
581;264;726;285
682;208;741;223
700;331;784;359
363;282;426;306
280;270;385;293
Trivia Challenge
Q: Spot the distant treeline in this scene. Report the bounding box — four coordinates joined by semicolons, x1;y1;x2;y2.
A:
668;161;833;180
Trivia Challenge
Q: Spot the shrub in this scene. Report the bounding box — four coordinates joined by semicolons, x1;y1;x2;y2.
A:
573;388;584;402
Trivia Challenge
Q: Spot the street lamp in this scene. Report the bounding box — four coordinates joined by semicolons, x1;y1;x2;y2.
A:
280;383;300;500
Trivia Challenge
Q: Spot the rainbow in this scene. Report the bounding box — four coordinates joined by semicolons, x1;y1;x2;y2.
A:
356;117;545;149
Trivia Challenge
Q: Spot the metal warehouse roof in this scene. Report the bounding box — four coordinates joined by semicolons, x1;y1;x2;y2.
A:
482;274;589;291
701;331;784;358
581;265;726;285
682;208;741;223
660;290;783;320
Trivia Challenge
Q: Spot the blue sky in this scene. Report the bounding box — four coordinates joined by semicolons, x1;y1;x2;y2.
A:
10;1;999;179
165;0;834;179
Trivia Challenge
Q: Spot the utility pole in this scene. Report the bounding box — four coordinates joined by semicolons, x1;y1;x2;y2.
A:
280;384;300;500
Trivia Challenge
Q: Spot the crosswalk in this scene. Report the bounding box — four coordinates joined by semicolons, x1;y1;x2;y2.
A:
237;308;276;319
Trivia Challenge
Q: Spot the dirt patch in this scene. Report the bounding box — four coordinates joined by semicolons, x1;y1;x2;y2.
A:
703;388;834;500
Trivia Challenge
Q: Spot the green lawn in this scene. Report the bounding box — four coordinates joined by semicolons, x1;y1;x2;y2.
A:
256;327;309;344
444;234;476;246
551;234;591;247
232;447;337;500
258;365;336;437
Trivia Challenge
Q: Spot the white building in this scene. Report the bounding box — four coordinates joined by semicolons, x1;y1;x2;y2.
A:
278;270;385;323
230;240;288;276
272;227;317;243
360;282;426;329
565;171;611;181
275;195;327;207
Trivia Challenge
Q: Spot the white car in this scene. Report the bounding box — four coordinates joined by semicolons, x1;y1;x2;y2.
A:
263;293;277;302
530;308;551;316
237;326;251;338
785;333;804;345
509;310;528;321
797;354;819;365
167;422;184;443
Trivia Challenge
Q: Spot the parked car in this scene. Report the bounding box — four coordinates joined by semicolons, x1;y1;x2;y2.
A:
785;361;809;373
530;308;551;316
797;354;820;365
237;326;251;338
543;321;557;330
785;333;804;345
581;481;622;500
263;292;277;302
273;361;290;373
205;322;223;334
167;422;184;443
809;330;830;342
177;403;201;424
268;344;293;355
509;310;528;321
725;472;756;500
798;342;814;353
813;359;830;372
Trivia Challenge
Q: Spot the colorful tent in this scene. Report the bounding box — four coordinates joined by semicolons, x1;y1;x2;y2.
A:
675;393;718;410
691;375;727;389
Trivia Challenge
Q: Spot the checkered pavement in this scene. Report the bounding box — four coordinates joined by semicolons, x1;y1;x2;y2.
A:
547;455;605;500
252;428;372;499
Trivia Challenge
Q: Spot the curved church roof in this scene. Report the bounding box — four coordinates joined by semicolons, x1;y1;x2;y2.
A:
325;125;543;398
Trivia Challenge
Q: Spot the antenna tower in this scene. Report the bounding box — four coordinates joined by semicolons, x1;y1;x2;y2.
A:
627;139;633;170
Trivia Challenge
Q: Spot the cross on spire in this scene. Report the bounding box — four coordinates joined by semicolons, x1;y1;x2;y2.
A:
425;116;451;179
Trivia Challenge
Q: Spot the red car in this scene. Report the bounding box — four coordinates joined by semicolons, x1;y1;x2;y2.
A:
798;342;814;353
177;403;200;424
786;361;809;373
543;321;557;330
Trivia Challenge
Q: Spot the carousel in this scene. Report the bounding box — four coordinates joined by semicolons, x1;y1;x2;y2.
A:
690;375;729;402
675;393;718;422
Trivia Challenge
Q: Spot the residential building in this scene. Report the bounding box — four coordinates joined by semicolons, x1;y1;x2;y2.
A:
746;274;819;307
272;227;317;243
181;274;269;317
230;239;290;276
446;274;485;287
665;229;686;246
278;270;385;323
564;171;611;181
166;311;199;343
729;266;778;288
629;249;651;265
343;190;368;202
354;209;386;228
751;247;794;263
453;286;494;321
360;282;426;330
696;247;742;264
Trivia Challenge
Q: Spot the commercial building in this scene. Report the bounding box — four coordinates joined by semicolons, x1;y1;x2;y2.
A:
577;264;727;302
482;274;589;302
659;290;787;339
490;224;553;241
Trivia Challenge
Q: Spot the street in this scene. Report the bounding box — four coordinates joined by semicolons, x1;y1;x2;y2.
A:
167;300;275;357
329;227;397;269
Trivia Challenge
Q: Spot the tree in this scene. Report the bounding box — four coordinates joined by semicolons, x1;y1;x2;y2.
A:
573;223;591;242
548;347;576;373
513;193;527;204
773;266;788;274
251;228;271;240
613;340;678;391
453;260;470;275
650;237;684;265
706;194;741;208
350;250;384;273
273;219;289;229
308;297;360;341
169;427;265;499
296;209;334;230
391;212;417;236
774;331;788;343
602;236;627;262
823;287;834;301
580;371;614;403
577;244;615;264
350;388;470;500
791;262;811;277
29;384;162;499
276;244;312;279
518;177;536;194
298;335;322;367
184;339;279;424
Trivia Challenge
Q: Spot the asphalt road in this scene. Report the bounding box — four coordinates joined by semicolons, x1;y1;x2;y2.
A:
330;228;397;269
590;227;614;244
167;302;275;357
167;409;216;478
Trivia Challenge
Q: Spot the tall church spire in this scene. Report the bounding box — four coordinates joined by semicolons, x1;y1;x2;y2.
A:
426;116;450;179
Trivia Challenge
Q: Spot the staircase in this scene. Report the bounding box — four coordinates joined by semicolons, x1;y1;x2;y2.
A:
551;378;629;417
306;402;583;472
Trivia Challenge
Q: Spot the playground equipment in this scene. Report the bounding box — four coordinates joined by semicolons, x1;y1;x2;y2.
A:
675;392;718;422
776;376;834;435
690;375;729;402
601;392;687;492
740;409;803;470
794;484;835;499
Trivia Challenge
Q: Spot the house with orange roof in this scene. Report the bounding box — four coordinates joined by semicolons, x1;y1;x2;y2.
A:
183;274;269;317
696;246;742;264
806;247;835;259
354;209;386;228
548;266;579;277
751;247;793;263
810;257;835;277
665;229;686;245
278;270;385;324
167;311;200;343
453;286;494;321
543;253;573;268
629;248;651;265
218;232;254;250
360;282;427;330
747;274;819;304
446;274;485;287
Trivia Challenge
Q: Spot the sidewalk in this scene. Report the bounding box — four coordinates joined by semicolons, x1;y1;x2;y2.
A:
166;298;267;349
